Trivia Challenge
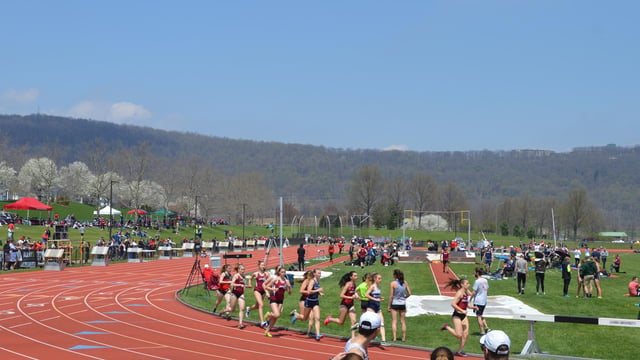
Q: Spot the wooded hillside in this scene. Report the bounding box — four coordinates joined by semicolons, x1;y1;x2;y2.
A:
0;114;638;231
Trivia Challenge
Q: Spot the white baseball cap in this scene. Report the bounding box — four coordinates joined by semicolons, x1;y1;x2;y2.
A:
359;312;381;331
480;330;510;355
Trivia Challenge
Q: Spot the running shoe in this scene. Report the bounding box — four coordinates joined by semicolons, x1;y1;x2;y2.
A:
291;314;297;325
238;324;246;329
212;307;217;313
323;315;332;326
440;324;449;331
245;307;251;318
260;321;268;328
315;333;323;341
289;309;297;316
350;323;359;331
264;331;272;338
380;341;388;346
307;332;314;338
454;352;468;357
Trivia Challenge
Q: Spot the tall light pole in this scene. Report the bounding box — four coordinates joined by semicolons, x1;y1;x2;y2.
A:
242;203;246;240
108;180;117;243
194;195;198;241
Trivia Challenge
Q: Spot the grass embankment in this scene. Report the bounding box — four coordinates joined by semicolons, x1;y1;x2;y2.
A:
179;253;640;360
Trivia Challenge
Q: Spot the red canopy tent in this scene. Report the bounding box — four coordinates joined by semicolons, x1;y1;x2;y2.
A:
4;197;53;211
127;209;148;215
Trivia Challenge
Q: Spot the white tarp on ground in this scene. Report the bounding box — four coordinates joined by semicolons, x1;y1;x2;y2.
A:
407;295;545;319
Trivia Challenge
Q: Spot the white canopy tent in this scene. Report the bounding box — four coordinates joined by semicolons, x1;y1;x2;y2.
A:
93;205;122;216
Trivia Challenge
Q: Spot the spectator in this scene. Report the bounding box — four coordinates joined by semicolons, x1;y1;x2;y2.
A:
388;269;411;342
431;346;454;360
297;243;306;271
514;254;529;295
580;255;597;298
343;312;381;360
534;256;546;295
611;254;621;273
561;256;572;297
628;276;640;297
600;248;609;269
471;267;490;335
573;248;581;267
480;330;511;359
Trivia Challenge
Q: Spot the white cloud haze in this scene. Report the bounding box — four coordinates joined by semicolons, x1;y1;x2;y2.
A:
0;88;40;105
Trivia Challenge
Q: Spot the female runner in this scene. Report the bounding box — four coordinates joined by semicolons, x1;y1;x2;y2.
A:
324;271;359;338
212;263;232;315
440;278;476;357
388;269;411;342
292;268;324;340
219;264;251;328
263;266;292;337
292;270;314;337
246;260;270;325
365;272;387;346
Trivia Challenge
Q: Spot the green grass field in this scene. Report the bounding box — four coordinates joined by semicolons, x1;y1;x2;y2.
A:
179;253;640;360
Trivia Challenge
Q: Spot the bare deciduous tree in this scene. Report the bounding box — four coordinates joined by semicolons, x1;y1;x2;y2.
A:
347;165;383;227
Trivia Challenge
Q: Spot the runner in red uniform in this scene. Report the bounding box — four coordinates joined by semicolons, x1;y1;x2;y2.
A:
219;264;251;328
246;260;270;325
263;266;292;337
440;278;477;357
324;271;359;338
212;264;232;314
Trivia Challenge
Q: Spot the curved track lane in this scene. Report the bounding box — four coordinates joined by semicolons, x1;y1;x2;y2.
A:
0;246;442;360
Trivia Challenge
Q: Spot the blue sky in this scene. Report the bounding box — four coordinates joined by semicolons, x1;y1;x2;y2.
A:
2;1;638;152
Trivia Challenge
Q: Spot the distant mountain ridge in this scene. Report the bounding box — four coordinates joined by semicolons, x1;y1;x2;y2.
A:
1;114;639;228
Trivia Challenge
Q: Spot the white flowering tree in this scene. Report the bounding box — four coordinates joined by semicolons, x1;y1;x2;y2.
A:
58;161;95;203
18;157;61;203
0;161;17;199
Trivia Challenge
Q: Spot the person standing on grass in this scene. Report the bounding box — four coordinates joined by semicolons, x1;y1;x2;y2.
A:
263;266;292;337
600;248;609;270
573;248;581;266
514;254;528;295
534;256;546;295
388;269;411;342
328;242;335;263
292;268;324;340
580;255;597;298
365;273;387;346
441;278;476;357
470;267;490;335
561;256;572;297
357;273;372;315
219;264;250;329
324;271;359;338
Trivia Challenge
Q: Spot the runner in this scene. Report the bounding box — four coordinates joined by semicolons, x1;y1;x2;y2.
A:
295;270;315;337
219;264;250;329
263;266;292;337
388;269;411;342
365;272;387;346
292;268;324;340
324;271;359;338
440;278;476;357
246;260;270;325
212;263;232;314
442;247;450;273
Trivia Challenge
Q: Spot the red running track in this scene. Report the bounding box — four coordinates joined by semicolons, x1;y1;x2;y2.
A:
0;245;436;360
